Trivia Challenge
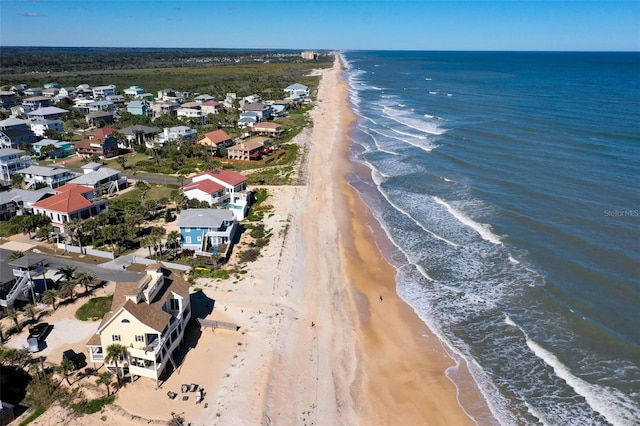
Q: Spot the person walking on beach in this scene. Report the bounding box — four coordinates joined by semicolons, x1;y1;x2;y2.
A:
379;295;383;301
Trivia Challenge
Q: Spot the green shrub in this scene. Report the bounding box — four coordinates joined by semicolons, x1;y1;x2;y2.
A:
70;395;115;414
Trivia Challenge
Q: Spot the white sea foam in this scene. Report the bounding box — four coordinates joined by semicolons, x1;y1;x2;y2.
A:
429;91;438;95
425;77;433;81
504;315;517;327
442;177;454;183
372;185;460;248
362;129;402;156
508;255;520;265
381;106;446;136
434;197;503;245
368;127;436;154
527;339;640;425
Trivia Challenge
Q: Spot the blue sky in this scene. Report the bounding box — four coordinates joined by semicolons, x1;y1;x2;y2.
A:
1;1;639;51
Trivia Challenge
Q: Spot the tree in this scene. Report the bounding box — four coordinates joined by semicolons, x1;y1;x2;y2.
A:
55;265;77;284
105;344;128;388
140;236;153;257
167;230;181;253
8;250;24;261
65;218;85;250
0;324;4;343
56;359;75;386
136;181;151;201
75;271;95;294
116;155;127;170
23;303;39;322
6;307;21;332
11;173;24;189
58;280;76;302
41;289;58;311
96;371;113;396
42;144;57;159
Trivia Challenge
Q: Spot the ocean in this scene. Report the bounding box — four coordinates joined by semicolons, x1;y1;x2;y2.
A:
341;51;640;425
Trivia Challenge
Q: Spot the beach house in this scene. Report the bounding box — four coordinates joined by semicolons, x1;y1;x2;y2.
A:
26;106;68;121
177;209;238;258
196;129;233;154
69;165;128;195
284;83;311;99
31;139;76;159
92;85;117;99
227;137;271;162
0;148;32;183
31;183;108;233
18;165;79;189
182;168;250;219
86;263;192;386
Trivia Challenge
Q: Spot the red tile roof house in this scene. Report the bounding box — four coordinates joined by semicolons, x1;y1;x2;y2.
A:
200;100;222;115
182;168;250;220
196;129;234;155
31;183;108;234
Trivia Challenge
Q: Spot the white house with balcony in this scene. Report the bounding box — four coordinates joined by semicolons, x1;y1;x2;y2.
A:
86;264;191;386
92;85;116;99
69;166;128;195
182;168;250;220
284;83;311;99
18;165;79;189
29;118;64;137
151;126;198;148
0;148;32;183
31;183;108;233
26;106;68;121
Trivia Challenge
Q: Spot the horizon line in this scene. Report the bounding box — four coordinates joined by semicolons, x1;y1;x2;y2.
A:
1;46;639;54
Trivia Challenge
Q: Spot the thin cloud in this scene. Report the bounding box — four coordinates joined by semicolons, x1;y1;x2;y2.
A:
20;12;46;17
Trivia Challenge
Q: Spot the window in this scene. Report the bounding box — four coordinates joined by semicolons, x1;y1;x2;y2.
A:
197;236;201;242
185;236;191;244
112;335;121;342
121;319;130;323
135;335;144;342
169;299;180;311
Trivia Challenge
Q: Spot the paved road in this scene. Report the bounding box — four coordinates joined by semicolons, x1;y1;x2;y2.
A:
0;248;143;283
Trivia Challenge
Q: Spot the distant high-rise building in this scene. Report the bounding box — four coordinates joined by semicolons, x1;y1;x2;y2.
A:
301;51;317;60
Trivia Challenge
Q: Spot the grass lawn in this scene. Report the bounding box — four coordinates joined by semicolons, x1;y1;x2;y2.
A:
75;294;113;321
114;184;177;202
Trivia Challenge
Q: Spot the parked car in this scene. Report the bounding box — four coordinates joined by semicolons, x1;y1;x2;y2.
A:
28;323;51;342
62;349;85;370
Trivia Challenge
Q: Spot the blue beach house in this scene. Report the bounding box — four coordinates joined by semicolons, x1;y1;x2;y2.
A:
127;100;150;116
177;209;237;258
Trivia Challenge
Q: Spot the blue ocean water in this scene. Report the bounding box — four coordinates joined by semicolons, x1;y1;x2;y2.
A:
341;51;640;425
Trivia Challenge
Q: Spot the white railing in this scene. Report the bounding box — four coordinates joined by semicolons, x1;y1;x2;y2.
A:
0;271;31;307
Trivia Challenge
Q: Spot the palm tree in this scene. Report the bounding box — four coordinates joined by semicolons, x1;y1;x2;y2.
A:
56;359;75;386
6;308;21;332
23;304;39;322
105;344;128;388
58;280;76;302
55;265;77;284
96;371;113;396
167;230;181;253
65;218;84;250
41;289;58;311
75;271;95;294
8;250;24;261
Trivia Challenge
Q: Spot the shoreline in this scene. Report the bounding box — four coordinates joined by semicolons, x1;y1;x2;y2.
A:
332;55;486;424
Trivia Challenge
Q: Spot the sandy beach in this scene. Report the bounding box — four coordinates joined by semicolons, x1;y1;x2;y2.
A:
13;54;486;426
